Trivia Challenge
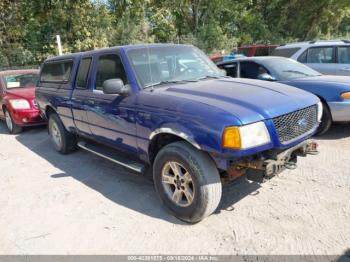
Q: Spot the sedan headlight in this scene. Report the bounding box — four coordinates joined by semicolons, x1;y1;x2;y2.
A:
222;121;271;149
317;101;323;122
341;92;350;99
9;99;31;109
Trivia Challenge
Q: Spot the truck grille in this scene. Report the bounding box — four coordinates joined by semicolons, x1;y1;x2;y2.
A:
273;105;317;143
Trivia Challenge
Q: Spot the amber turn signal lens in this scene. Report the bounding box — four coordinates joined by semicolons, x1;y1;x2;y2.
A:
222;127;241;149
341;92;350;99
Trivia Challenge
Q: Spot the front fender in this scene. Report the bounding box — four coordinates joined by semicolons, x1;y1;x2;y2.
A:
149;125;201;150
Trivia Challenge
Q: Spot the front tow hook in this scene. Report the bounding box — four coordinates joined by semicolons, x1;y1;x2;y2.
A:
305;140;319;155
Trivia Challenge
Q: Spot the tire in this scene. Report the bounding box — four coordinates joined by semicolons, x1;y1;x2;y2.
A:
48;113;77;154
316;102;332;135
153;141;222;223
4;109;22;134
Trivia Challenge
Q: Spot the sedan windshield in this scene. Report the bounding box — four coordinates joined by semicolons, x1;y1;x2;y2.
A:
4;73;39;89
127;45;225;88
264;58;321;81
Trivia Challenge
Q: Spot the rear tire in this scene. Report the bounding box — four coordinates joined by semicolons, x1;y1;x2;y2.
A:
153;141;222;223
48;113;77;154
316;102;332;135
4;109;22;134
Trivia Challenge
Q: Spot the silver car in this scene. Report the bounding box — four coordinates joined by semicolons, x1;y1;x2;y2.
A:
272;40;350;76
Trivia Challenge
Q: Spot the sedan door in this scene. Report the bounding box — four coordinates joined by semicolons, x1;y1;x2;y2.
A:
334;46;350;76
300;46;336;75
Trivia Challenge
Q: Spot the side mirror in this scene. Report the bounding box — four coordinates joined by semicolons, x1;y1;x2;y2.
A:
258;73;276;81
219;69;227;76
102;79;130;95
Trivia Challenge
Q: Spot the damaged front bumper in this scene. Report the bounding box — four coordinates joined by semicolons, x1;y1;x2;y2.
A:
223;140;319;183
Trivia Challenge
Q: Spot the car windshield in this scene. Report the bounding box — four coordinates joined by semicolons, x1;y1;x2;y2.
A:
264;58;321;80
4;73;39;89
127;45;225;88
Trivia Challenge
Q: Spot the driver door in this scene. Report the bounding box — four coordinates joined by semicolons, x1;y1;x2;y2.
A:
85;52;138;153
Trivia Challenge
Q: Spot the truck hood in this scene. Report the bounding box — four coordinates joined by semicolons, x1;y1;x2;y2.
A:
155;78;318;125
5;86;36;100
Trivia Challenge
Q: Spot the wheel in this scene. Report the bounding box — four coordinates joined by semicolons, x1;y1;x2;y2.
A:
316;102;332;135
4;109;22;134
153;141;222;223
48;113;77;154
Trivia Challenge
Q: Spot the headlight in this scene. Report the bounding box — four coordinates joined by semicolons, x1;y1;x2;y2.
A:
341;92;350;99
9;99;31;109
222;121;271;149
317;101;323;122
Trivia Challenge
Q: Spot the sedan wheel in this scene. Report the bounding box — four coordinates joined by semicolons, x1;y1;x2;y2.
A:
5;110;13;132
4;110;22;134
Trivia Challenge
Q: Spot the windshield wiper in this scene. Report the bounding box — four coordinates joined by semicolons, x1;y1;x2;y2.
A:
197;75;226;81
198;75;219;80
144;79;198;90
282;70;309;76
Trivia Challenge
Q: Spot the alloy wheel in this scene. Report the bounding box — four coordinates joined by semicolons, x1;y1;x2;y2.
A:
161;161;195;207
5;111;13;132
50;121;62;148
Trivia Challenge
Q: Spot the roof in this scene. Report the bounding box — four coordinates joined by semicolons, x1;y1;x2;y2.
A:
45;43;193;62
0;69;39;76
216;56;290;65
278;40;350;48
239;44;279;48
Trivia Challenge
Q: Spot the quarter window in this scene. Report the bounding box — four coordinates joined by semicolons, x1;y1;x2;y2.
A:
221;63;238;77
307;47;334;63
297;50;307;63
95;54;127;90
271;48;300;58
40;60;73;82
337;47;350;64
76;57;92;88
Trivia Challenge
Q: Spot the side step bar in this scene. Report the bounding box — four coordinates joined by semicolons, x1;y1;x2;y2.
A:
77;141;145;173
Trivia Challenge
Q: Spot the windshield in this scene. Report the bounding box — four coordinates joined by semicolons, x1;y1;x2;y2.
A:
4;73;39;89
264;58;321;80
127;45;224;88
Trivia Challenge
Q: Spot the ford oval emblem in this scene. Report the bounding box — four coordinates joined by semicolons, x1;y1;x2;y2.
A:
298;118;308;128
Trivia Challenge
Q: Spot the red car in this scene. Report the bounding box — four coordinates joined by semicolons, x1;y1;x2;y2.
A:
0;69;45;134
238;44;279;57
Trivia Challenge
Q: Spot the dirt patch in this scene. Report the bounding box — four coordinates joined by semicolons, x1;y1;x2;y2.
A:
0;123;349;254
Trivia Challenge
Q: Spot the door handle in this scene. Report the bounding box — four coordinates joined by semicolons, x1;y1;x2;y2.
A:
340;67;350;71
86;99;95;105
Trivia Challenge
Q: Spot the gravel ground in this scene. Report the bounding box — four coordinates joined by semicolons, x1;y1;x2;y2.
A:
0;121;349;255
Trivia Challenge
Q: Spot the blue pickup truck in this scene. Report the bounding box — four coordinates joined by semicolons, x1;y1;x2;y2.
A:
36;44;321;223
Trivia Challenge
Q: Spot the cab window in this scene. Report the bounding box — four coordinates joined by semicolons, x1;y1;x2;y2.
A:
240;62;269;79
40;60;73;83
76;57;92;89
95;54;128;90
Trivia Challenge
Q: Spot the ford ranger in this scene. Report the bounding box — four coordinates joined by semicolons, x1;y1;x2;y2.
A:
36;44;321;223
